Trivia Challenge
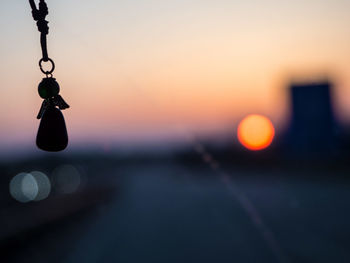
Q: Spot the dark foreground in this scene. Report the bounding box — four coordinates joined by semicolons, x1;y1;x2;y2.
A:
2;157;350;263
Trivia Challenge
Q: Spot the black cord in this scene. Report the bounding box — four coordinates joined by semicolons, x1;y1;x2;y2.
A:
29;0;49;62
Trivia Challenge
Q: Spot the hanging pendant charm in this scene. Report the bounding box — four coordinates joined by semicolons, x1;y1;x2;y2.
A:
30;0;70;152
36;77;69;152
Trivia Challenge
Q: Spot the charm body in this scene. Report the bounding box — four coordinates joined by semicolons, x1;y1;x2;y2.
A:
36;104;68;152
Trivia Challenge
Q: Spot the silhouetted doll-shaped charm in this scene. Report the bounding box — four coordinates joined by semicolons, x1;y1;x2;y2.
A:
36;77;69;152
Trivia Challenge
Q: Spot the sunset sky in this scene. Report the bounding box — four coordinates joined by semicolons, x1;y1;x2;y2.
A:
1;0;350;152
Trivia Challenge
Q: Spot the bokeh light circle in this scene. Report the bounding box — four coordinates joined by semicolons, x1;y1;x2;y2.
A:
237;114;275;151
10;173;39;203
52;165;81;194
31;171;51;201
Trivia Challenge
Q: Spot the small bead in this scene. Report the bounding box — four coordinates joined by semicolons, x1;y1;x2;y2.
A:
38;77;60;99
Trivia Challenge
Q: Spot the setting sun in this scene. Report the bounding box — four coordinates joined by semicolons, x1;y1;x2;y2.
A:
237;115;275;151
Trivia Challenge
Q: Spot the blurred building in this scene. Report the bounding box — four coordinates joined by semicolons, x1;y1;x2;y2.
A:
287;81;338;157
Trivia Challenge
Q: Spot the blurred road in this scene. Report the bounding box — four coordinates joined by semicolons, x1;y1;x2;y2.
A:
64;162;350;263
8;161;350;263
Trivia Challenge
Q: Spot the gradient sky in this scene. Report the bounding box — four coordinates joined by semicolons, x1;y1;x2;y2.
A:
1;0;350;151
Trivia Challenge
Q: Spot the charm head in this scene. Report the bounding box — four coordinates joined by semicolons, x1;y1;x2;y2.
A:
38;77;60;99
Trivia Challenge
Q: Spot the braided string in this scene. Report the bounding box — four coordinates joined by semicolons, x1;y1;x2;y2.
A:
29;0;49;62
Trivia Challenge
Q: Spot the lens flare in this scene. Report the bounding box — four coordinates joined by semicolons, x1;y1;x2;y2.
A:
237;114;275;151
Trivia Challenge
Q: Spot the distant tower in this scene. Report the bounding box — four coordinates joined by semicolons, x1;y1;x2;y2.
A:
288;81;337;157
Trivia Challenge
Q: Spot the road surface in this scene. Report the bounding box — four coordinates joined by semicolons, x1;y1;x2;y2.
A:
9;161;350;263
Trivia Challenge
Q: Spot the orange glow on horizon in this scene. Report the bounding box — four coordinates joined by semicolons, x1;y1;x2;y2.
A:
237;114;275;151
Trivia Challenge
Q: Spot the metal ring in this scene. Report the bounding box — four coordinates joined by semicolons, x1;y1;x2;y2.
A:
39;58;55;75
